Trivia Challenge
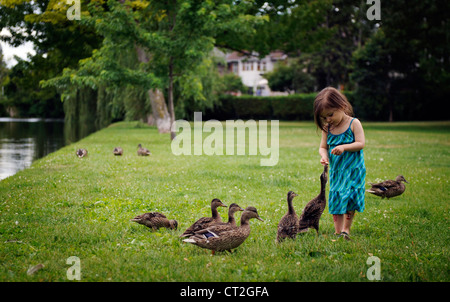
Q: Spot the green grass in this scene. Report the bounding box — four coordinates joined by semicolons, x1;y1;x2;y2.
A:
0;120;449;282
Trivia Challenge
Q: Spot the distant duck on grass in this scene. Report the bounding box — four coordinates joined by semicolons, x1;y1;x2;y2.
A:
180;198;227;238
76;149;88;158
131;212;178;230
276;191;299;243
183;206;264;255
137;144;151;156
113;147;123;156
298;165;328;235
366;175;409;199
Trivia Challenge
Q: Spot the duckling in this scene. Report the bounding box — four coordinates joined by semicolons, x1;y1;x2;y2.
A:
76;148;88;158
366;175;408;199
183;206;264;255
276;191;299;242
131;212;178;230
298;165;328;235
137;144;151;156
180;198;227;238
113;147;123;156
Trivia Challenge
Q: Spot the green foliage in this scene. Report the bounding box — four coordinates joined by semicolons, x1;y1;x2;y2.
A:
0;121;448;281
264;60;316;93
205;92;355;120
350;0;450;121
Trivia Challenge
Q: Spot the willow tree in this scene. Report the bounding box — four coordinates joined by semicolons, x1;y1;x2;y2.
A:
41;0;265;139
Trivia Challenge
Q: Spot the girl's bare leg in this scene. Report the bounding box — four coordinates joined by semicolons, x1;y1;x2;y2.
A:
342;211;355;234
333;214;344;234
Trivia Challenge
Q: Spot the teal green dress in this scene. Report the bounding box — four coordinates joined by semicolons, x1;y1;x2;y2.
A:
327;118;366;214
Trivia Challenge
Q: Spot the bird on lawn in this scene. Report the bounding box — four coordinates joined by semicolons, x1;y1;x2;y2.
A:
366;175;409;199
137;144;151;156
113;147;123;156
221;203;244;227
180;198;227;238
298;165;328;235
131;212;178;230
276;191;299;243
76;148;88;158
182;206;264;255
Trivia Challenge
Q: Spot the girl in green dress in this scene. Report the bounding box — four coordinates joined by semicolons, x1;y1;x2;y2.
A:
313;87;366;240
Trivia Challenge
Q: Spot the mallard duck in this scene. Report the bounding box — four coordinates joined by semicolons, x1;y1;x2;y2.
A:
276;191;299;242
183;206;264;255
180;198;227;238
298;165;328;235
76;148;88;158
113;147;123;156
137;144;151;156
366;175;408;199
219;203;244;227
131;212;178;230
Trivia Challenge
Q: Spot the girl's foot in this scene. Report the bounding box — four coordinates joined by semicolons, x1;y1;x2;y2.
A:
340;231;352;241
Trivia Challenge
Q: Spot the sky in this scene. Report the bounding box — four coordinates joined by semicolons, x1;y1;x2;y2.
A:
0;28;36;68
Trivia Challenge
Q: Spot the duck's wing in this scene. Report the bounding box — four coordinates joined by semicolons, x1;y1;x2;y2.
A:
299;200;322;226
370;179;398;189
180;217;214;237
278;214;299;233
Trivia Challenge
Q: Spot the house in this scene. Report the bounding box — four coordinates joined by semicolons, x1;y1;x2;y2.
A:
226;50;287;96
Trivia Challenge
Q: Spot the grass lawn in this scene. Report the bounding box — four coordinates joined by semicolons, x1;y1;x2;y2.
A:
0;120;448;282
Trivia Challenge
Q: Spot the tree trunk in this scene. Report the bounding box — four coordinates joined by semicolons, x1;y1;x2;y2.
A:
168;58;176;140
135;45;171;133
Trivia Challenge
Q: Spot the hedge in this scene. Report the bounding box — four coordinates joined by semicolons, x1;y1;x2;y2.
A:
202;92;355;121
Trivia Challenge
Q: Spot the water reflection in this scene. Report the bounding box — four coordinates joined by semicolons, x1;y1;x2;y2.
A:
0;118;66;180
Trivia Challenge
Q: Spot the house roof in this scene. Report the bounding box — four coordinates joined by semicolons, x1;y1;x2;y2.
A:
226;50;287;62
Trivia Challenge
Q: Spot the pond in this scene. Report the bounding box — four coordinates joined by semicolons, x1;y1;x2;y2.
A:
0;118;66;181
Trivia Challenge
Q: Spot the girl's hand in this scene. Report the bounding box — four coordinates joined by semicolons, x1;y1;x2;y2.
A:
320;156;329;166
331;145;345;155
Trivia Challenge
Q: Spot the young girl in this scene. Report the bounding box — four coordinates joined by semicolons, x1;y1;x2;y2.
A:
313;87;366;240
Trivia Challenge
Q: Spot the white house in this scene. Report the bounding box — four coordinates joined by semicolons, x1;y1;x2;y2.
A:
226;51;287;96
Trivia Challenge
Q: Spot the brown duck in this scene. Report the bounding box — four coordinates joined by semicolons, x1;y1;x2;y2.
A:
220;203;244;227
183;206;264;255
76;148;88;158
113;147;123;156
298;165;328;235
131;212;178;230
366;175;408;199
276;191;299;242
137;144;151;156
180;198;227;238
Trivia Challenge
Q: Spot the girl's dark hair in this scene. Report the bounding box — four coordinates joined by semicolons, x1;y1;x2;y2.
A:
313;87;353;131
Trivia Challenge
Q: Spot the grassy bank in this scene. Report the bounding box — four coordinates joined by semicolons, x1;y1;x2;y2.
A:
0;121;449;282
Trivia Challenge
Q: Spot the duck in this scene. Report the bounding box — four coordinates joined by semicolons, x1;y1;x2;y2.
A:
131;212;178;230
137;144;151;156
366;175;408;199
218;203;244;227
180;198;227;238
276;191;299;242
298;165;328;235
183;206;264;255
76;148;88;158
113;147;123;156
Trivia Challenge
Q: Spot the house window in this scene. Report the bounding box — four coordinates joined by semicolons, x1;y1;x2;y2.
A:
232;63;238;74
262;61;267;71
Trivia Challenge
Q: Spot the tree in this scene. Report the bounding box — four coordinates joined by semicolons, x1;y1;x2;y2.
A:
351;0;450;121
43;0;266;140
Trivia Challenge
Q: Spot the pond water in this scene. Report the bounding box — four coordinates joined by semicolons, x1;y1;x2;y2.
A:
0;118;66;181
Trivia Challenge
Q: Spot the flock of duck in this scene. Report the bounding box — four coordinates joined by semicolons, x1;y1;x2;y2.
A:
76;145;408;255
76;144;151;158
